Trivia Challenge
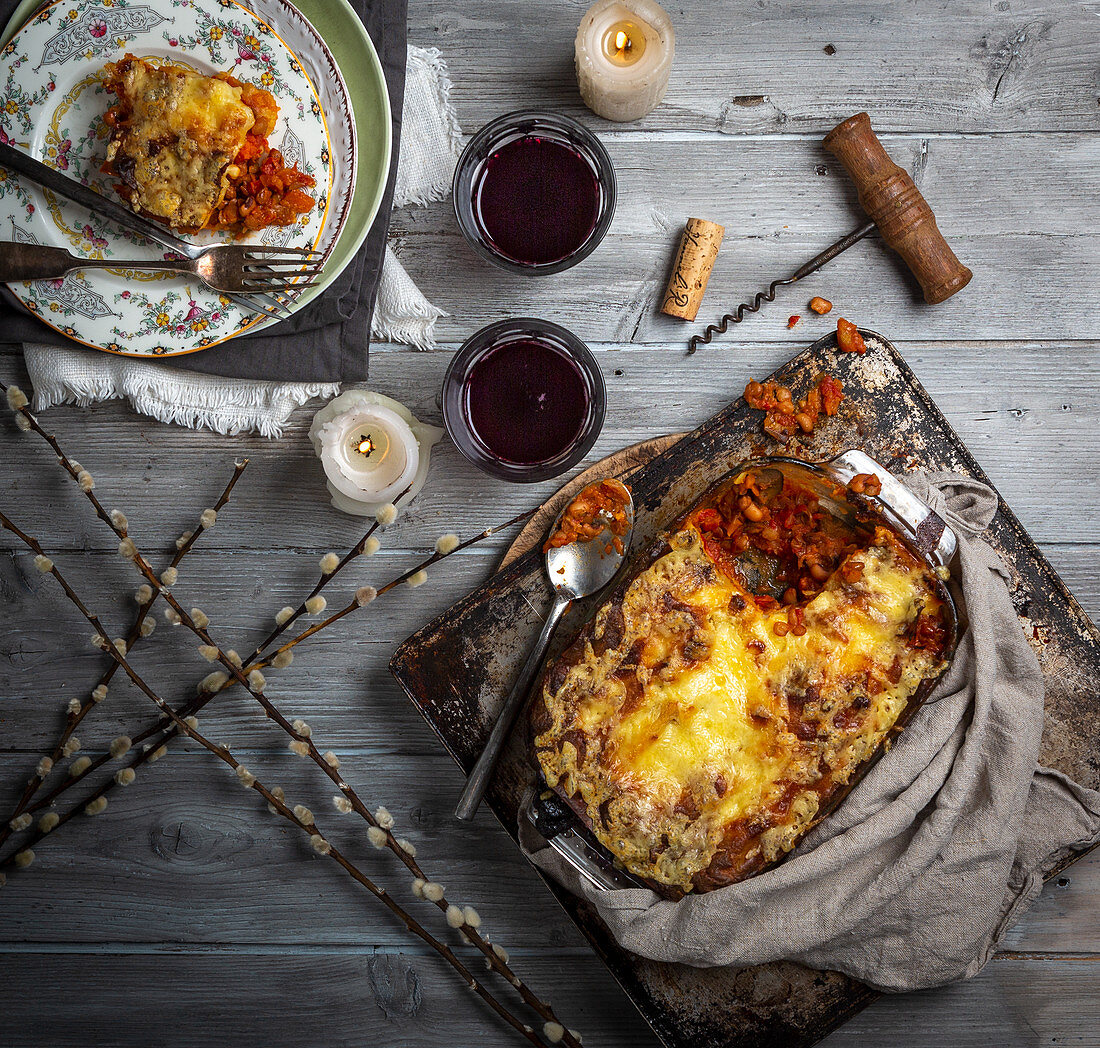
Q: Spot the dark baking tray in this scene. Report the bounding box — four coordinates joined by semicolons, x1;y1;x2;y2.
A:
390;330;1100;1048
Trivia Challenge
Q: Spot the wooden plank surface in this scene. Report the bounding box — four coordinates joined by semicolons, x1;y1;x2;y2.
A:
1;342;1098;547
408;0;1100;133
387;133;1100;344
0;953;1096;1048
2;0;1099;1045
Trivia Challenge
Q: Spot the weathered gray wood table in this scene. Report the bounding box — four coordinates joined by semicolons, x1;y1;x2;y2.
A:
2;1;1099;1044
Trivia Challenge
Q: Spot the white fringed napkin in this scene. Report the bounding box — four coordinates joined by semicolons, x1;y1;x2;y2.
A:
24;44;462;437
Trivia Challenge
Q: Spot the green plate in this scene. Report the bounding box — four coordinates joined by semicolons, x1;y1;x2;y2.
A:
0;0;392;327
0;0;49;47
285;0;392;299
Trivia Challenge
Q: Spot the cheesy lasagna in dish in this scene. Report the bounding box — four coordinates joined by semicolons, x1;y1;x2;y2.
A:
530;462;952;896
102;55;315;234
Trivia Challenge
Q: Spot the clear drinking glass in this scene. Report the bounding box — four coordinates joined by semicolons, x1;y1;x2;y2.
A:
452;111;617;275
441;318;607;482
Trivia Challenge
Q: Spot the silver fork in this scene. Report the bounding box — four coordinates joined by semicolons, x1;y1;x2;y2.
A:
0;241;324;296
0;141;317;323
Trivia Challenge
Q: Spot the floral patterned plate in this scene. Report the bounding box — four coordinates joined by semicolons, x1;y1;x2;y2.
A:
0;0;353;356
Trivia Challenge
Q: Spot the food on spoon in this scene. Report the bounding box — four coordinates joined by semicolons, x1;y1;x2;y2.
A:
530;463;951;895
101;55;315;234
743;374;844;444
544;479;632;556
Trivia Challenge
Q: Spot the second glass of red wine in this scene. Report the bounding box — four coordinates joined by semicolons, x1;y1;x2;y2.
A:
441;318;606;482
453;111;617;275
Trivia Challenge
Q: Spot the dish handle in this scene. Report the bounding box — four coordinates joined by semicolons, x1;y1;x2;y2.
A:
825;449;957;568
525;789;644;893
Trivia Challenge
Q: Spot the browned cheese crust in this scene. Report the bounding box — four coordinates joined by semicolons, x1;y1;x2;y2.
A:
530;470;950;895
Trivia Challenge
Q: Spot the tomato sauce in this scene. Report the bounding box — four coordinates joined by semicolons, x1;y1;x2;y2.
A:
544;479;632;554
690;468;872;605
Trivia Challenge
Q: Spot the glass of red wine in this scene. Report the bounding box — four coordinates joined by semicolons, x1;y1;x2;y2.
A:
453;111;617;275
441;318;607;482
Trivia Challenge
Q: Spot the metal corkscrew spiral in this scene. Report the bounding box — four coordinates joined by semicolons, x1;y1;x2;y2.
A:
687;110;975;354
688;274;798;354
687;220;876;354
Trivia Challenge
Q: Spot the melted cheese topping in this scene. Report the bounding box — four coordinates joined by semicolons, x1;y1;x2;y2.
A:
105;58;264;228
534;526;946;893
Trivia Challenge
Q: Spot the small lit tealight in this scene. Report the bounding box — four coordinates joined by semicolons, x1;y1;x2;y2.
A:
576;0;674;122
309;391;443;518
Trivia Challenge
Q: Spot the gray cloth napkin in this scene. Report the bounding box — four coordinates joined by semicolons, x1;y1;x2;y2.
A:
520;473;1100;993
0;0;407;383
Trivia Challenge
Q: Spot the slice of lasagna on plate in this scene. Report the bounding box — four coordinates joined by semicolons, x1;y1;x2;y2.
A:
101;54;315;235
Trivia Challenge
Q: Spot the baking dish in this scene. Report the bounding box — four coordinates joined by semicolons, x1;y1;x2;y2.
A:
525;449;958;897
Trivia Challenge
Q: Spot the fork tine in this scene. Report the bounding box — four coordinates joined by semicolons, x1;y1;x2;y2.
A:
243;261;327;273
242;279;322;292
266;280;321;292
242;274;325;286
244;272;327;285
242;244;320;254
241;246;321;258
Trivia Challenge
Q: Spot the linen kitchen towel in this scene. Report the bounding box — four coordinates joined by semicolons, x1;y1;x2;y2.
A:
521;473;1100;993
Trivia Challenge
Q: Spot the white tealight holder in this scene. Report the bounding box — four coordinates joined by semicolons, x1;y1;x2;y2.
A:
309;390;444;517
575;0;675;122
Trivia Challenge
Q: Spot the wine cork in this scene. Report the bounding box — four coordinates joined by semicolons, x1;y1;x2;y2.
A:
660;218;724;321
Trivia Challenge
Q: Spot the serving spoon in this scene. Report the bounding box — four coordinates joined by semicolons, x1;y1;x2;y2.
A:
455;482;634;821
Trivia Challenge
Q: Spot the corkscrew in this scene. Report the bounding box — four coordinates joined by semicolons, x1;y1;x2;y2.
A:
686;112;973;354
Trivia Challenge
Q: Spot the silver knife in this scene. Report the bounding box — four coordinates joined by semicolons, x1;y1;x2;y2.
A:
0;241;218;285
0;140;288;321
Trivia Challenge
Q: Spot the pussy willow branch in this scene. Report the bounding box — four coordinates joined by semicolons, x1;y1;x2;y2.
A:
241;491;408;668
0;458;248;847
9;502;389;824
0;512;555;1048
256;513;533;669
1;380;128;535
44;499;573;1043
4;507;527;825
186;508;576;1040
1;391;574;1044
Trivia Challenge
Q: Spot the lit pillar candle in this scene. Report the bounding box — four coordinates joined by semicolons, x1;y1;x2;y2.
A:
575;0;674;122
309;390;444;517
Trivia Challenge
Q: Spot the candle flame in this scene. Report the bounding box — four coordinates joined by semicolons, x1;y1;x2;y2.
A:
356;433;375;456
602;20;645;65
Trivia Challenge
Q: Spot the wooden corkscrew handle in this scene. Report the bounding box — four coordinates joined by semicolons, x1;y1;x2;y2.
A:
823;112;972;304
